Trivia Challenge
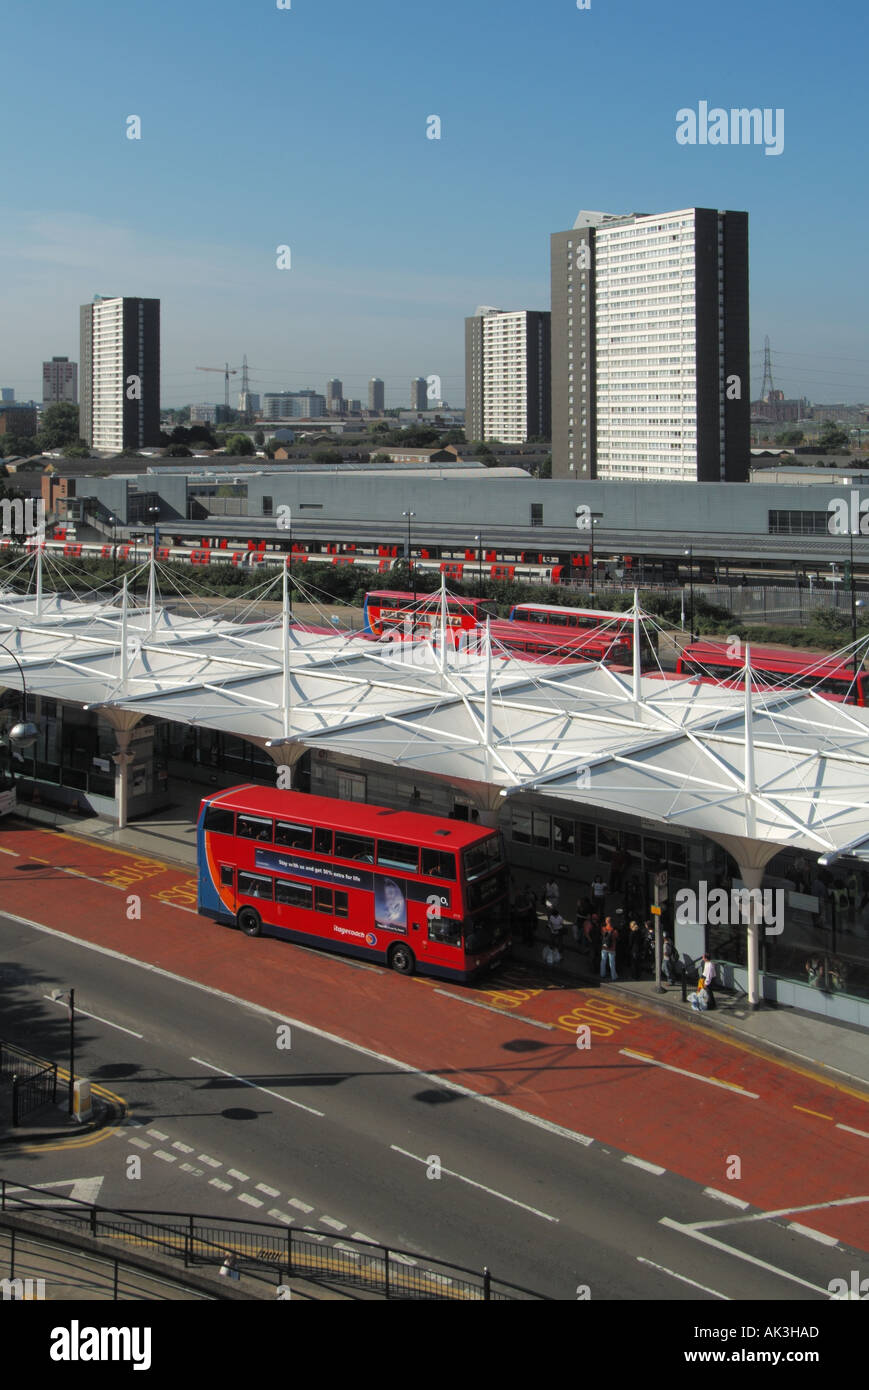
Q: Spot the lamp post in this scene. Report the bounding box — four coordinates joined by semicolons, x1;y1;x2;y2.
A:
108;515;117;581
402;510;416;598
589;515;601;600
51;987;76;1116
0;640;38;789
683;545;694;640
474;531;483;591
147;505;159;559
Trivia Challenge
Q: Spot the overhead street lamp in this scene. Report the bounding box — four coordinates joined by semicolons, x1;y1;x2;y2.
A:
474;531;483;591
402;511;416;598
589;514;602;600
147;504;160;558
683;545;695;641
108;514;118;581
50;987;76;1116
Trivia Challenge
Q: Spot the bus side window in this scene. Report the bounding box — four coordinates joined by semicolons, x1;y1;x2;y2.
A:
314;828;333;854
220;865;234;887
428;916;460;945
421;849;456;881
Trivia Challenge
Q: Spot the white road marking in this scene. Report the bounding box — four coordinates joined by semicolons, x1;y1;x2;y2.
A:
158;901;198;914
690;1195;868;1231
391;1145;559;1223
332;1243;359;1259
190;1056;325;1118
703;1187;750;1210
836;1122;869;1140
269;1209;294;1225
172;1141;195;1154
787;1222;839;1246
2;1177;104;1205
4;911;600;1150
227;1169;250;1182
180;1163;204;1176
637;1256;730;1300
288;1198;313;1213
147;1129;169;1141
320;1216;346;1231
42;994;143;1038
0;846;20;855
209;1178;232;1192
660;1218;836;1296
256;1183;280;1197
620;1049;759;1099
154;1150;177;1164
351;1233;378;1245
127;1137;151;1150
239;1194;264;1208
623;1155;666;1175
197;1154;221;1168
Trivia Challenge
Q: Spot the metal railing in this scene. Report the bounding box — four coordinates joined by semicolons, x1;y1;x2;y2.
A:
0;1041;59;1126
0;1179;544;1300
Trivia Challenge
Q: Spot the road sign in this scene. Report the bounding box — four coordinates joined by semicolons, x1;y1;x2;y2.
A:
650;904;662;916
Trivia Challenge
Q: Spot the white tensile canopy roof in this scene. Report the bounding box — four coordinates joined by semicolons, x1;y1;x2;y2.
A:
0;565;868;870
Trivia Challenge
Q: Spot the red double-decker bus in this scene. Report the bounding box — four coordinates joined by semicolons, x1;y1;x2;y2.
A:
197;787;510;981
675;641;868;706
363;590;496;638
488;619;631;665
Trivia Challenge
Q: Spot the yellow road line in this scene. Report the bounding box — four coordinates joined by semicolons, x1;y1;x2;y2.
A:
793;1105;834;1121
37;828;168;871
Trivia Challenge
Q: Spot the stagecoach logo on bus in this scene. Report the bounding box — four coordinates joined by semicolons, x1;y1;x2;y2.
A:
675;883;784;935
828;492;869;535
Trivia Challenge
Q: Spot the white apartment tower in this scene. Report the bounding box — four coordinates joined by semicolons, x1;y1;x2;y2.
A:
79;296;160;453
464;308;551;444
550;208;749;482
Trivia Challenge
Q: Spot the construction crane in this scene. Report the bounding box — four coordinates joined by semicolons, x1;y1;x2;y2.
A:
196;363;238;408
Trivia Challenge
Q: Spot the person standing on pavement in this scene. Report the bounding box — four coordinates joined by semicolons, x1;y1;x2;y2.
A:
701;953;717;1010
662;933;676;984
591;875;607;915
627;920;643;979
600;917;618;981
544;878;560;912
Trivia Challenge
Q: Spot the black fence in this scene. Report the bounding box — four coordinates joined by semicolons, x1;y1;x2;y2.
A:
0;1041;58;1125
0;1179;544;1300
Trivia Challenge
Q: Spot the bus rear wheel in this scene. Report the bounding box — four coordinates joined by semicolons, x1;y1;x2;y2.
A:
238;908;261;937
388;943;415;975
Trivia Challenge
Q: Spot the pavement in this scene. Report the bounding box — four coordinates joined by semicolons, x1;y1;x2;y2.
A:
9;795;869;1117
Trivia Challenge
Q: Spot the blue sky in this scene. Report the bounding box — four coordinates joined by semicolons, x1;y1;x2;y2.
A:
2;0;867;408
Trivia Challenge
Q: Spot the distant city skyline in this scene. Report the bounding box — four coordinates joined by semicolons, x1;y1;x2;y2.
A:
1;0;866;411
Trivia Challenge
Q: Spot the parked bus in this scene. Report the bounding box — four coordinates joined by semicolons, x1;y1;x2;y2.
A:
197;786;510;981
508;602;635;634
363;589;497;638
488;619;631;666
675;641;868;706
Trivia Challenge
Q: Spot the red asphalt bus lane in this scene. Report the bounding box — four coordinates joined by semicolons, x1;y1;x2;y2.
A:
1;823;867;1251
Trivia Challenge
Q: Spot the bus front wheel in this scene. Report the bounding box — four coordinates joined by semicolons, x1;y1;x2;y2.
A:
238;908;262;938
388;943;415;975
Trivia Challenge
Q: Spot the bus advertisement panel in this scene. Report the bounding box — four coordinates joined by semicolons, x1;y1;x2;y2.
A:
197;786;509;982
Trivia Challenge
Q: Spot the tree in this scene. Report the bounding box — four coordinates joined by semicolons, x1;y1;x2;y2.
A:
534;455;552;479
36;402;80;450
62;444;90;459
774;429;804;447
311;447;343;466
817;421;849;452
371;452;391;463
223;433;255;456
371;421;391;435
254;429;265;447
0;435;39;458
164;443;193;457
